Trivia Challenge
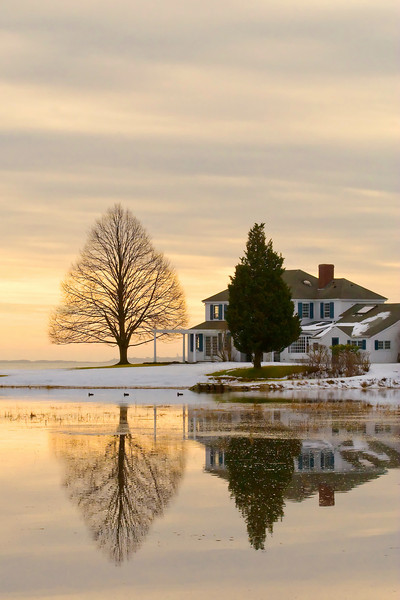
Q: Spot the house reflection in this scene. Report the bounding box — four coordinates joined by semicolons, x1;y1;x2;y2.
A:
52;405;185;564
187;404;400;548
46;401;400;558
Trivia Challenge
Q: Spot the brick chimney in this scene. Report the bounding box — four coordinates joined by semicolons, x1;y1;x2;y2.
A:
318;264;334;289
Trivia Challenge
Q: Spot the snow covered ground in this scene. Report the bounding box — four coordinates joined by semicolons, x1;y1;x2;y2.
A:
0;361;399;390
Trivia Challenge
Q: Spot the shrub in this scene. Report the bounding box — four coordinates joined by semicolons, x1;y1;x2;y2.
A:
306;344;370;378
331;344;370;377
307;345;331;374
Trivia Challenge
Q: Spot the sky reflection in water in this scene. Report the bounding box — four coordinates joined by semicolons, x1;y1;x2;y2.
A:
0;398;399;599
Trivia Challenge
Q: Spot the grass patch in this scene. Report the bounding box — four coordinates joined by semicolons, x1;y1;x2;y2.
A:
207;364;316;381
75;362;178;370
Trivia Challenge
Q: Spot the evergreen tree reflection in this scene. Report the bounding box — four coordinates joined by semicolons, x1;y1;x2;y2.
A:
224;437;301;550
53;406;185;563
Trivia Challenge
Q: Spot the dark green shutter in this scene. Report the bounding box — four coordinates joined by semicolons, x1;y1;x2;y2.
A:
224;304;227;319
320;303;324;318
219;304;223;320
310;303;314;319
330;302;334;319
362;340;366;350
210;304;214;320
375;340;379;350
298;302;303;318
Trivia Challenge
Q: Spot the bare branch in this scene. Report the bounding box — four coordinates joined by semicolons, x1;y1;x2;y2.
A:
49;204;188;363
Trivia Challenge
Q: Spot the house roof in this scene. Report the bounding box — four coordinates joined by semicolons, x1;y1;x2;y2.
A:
316;279;386;301
202;290;229;303
333;303;400;338
190;320;228;331
202;269;387;303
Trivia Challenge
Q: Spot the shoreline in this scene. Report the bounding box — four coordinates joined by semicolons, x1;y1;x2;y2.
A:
0;361;399;393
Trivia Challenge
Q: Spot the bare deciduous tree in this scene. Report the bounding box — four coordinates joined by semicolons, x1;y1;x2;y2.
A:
49;204;187;364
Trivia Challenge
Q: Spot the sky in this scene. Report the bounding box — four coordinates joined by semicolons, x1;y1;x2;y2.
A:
0;0;399;362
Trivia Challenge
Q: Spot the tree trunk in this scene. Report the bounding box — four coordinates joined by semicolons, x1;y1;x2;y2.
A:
253;351;262;369
117;344;130;365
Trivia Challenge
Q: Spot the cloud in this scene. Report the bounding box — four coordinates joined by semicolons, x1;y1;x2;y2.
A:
0;0;398;359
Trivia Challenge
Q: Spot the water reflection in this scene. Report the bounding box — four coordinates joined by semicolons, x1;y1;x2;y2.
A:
52;405;185;563
224;437;300;550
1;400;399;563
187;403;400;549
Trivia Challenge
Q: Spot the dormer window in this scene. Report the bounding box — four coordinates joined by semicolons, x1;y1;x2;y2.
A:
209;303;225;321
213;305;221;319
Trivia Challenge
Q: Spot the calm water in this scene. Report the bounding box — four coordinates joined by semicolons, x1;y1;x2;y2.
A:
0;396;399;599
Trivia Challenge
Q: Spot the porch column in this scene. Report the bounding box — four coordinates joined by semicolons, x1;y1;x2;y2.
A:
182;333;186;363
153;331;157;363
193;334;196;363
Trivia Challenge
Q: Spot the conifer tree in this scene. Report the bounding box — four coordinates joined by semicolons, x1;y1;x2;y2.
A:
226;223;301;368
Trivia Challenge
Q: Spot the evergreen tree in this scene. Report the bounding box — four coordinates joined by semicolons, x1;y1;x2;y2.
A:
226;223;301;368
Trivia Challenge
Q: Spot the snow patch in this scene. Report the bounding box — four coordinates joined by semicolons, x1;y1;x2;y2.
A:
339;311;391;337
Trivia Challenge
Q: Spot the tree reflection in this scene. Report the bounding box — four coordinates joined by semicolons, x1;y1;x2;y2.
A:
224;437;301;550
52;406;185;563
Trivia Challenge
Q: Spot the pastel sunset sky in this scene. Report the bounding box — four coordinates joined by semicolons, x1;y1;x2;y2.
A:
0;0;398;361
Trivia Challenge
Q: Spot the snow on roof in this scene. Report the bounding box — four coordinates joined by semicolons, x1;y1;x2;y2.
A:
302;322;332;332
337;312;391;337
302;322;335;339
352;312;390;336
312;324;336;339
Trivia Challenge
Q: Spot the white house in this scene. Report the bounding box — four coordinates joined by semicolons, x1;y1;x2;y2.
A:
186;264;400;364
311;304;400;364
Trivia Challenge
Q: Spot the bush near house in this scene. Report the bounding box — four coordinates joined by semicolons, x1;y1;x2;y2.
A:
307;344;370;378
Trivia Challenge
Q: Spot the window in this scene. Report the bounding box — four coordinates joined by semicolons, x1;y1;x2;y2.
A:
346;339;366;350
288;336;311;353
320;302;334;319
375;340;390;350
205;335;218;357
210;303;224;320
298;302;314;319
